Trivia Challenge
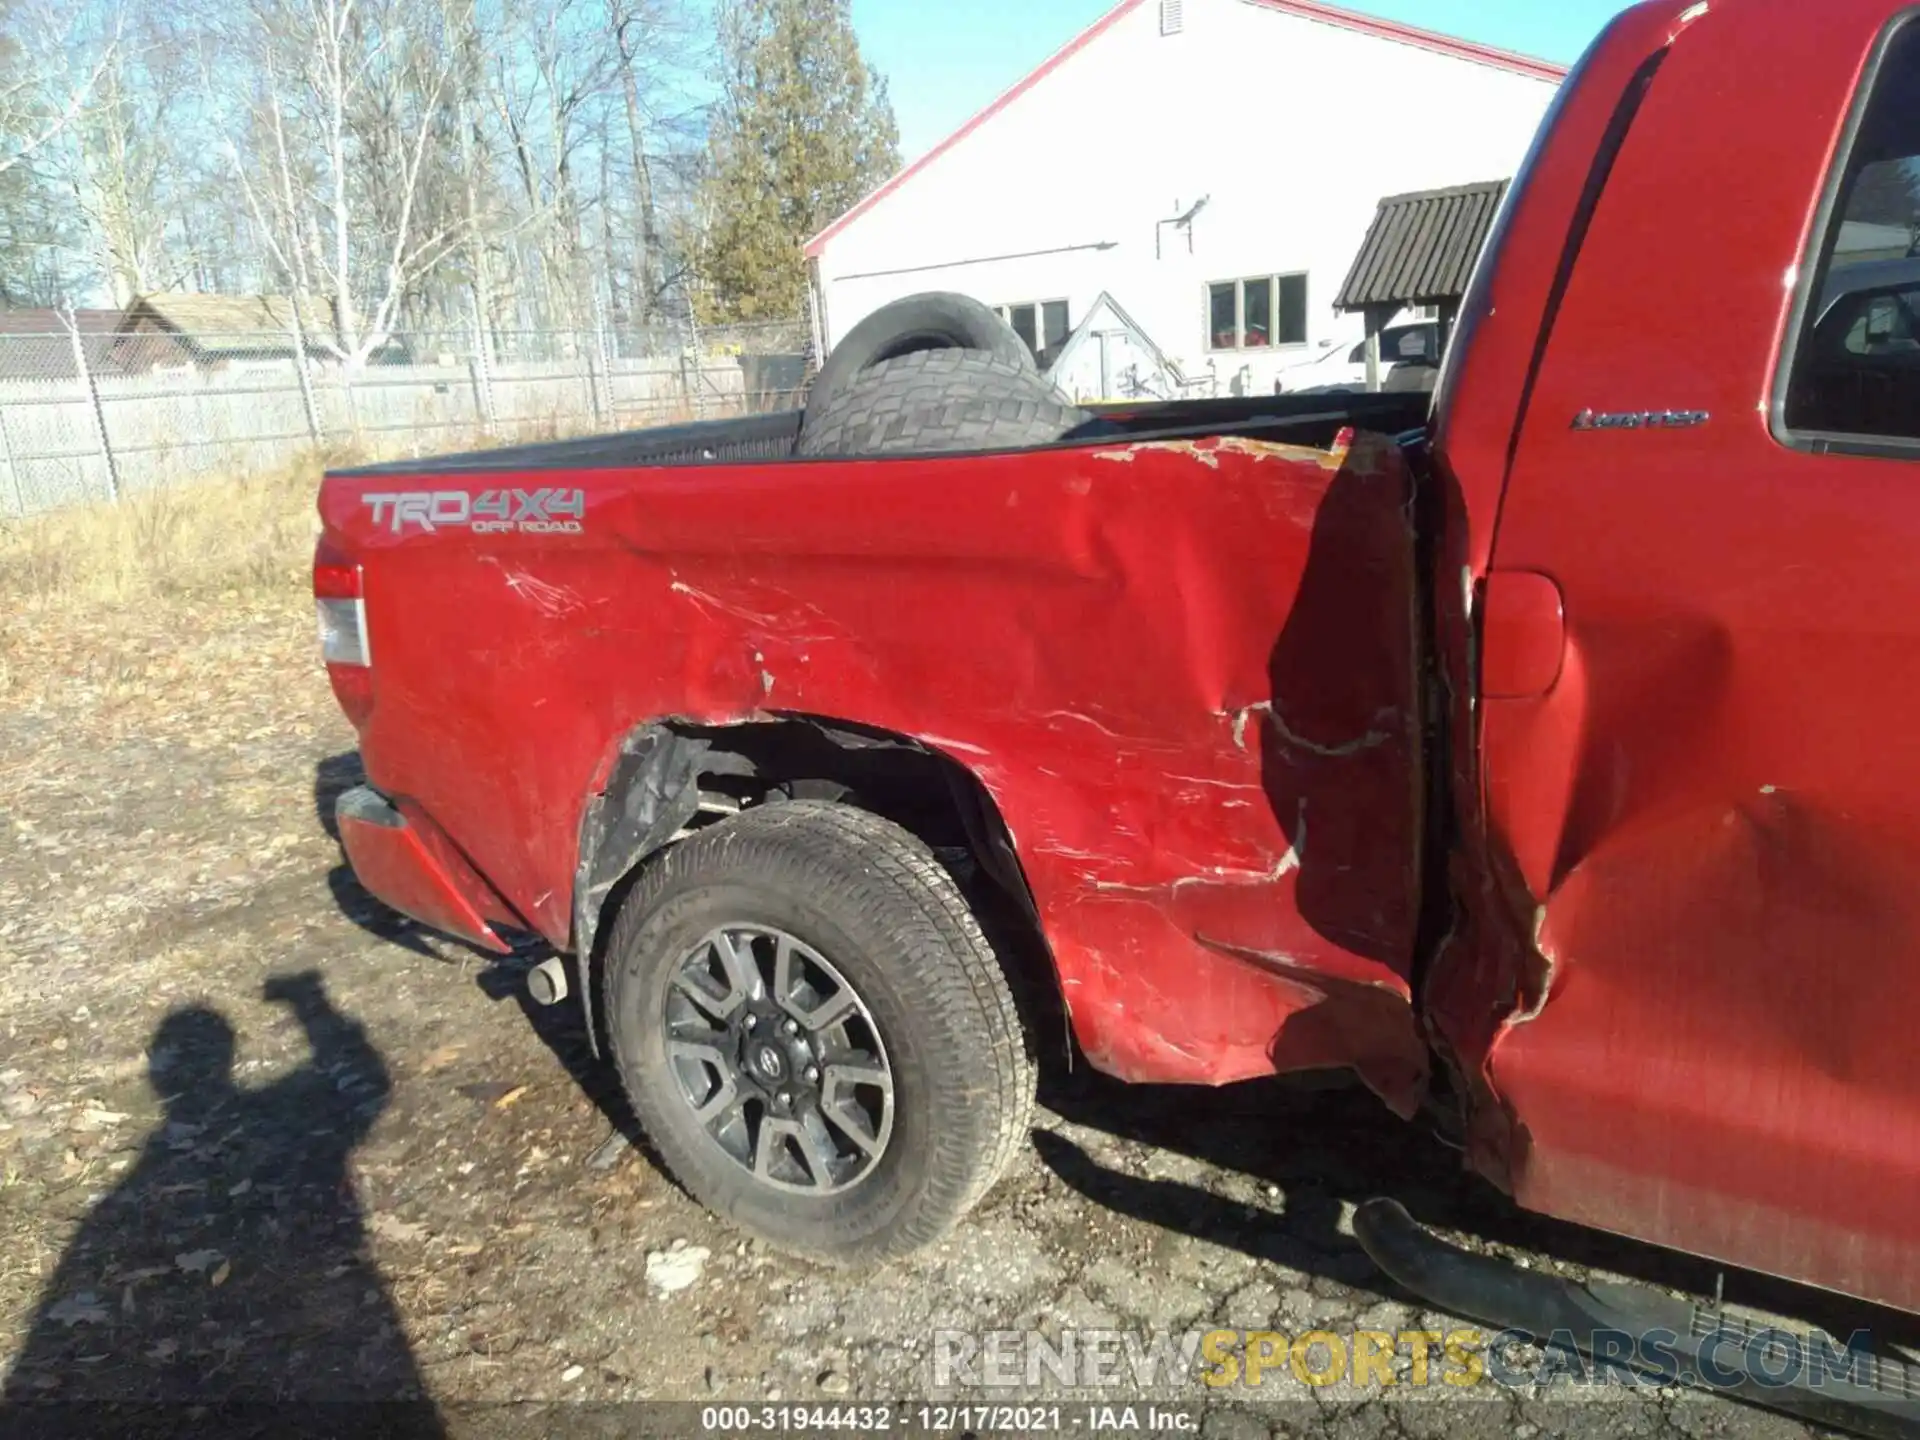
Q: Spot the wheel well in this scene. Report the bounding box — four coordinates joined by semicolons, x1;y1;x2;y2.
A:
573;716;1062;1059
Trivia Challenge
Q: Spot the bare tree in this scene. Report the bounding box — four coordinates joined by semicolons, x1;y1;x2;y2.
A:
210;0;477;364
484;0;624;331
0;1;123;180
0;0;715;339
49;6;207;306
0;0;123;302
440;0;506;339
604;0;694;326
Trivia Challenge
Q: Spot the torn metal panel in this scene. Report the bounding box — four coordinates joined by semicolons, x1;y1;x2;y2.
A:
569;724;762;1052
571;725;706;971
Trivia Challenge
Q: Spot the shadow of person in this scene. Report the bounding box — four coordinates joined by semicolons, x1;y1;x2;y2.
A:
1;973;444;1436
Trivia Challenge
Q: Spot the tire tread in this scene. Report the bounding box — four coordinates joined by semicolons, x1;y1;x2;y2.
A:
797;349;1094;458
603;800;1036;1260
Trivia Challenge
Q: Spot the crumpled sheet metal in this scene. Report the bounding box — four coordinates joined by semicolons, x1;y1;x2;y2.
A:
347;430;1430;1110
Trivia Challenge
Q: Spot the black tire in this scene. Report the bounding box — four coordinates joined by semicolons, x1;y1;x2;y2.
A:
797;348;1100;458
602;799;1037;1262
809;292;1033;417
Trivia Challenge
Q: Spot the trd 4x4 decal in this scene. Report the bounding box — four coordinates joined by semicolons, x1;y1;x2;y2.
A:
363;488;586;535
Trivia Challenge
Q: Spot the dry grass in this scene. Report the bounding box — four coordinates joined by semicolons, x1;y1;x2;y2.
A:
0;433;402;739
0;422;549;625
0;450;340;612
0;446;354;727
0;402;750;720
0;399;745;611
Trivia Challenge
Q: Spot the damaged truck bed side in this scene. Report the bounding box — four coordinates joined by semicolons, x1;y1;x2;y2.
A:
324;400;1434;1105
317;0;1920;1422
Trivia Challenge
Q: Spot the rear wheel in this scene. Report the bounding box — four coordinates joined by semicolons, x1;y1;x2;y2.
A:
602;800;1036;1261
797;348;1102;458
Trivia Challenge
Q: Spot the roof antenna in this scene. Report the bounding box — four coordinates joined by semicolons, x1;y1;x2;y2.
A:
1156;195;1210;259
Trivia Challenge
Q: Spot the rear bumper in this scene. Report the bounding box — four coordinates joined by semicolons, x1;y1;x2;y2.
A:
335;786;517;954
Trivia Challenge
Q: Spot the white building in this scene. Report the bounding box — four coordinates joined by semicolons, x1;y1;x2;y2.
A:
807;0;1563;400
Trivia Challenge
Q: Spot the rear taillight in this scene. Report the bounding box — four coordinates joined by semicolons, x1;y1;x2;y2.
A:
314;536;375;726
316;595;370;666
313;540;369;664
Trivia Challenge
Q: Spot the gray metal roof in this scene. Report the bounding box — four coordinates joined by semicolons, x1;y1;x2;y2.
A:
1334;180;1510;312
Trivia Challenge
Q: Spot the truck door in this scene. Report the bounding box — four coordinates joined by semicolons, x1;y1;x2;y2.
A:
1473;0;1920;1313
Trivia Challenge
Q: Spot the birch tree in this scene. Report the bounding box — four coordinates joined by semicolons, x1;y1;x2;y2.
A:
51;7;207;307
603;0;702;326
0;0;717;335
0;0;122;181
215;0;476;364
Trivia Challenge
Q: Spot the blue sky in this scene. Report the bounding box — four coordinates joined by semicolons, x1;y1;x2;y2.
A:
854;0;1631;160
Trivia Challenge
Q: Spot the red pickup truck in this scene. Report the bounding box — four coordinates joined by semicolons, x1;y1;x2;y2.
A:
317;0;1920;1424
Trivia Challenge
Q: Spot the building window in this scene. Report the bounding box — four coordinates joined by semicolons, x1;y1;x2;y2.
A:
1160;0;1185;36
1208;274;1308;350
1042;300;1070;351
997;300;1072;358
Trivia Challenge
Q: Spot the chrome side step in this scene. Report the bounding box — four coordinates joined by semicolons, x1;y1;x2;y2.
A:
1353;1198;1920;1440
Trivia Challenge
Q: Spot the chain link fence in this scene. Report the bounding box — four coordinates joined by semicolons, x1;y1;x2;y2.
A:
0;319;812;517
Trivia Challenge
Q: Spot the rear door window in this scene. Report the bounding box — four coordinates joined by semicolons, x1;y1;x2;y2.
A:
1782;18;1920;444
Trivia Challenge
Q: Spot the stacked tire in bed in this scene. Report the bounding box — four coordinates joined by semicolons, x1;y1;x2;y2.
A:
796;292;1104;457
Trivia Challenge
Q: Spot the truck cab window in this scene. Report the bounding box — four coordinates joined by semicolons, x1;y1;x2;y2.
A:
1784;19;1920;442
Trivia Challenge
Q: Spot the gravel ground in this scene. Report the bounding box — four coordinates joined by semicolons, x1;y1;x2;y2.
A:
0;591;1870;1438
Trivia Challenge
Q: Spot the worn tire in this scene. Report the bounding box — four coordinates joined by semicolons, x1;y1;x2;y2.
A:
602;799;1037;1262
797;348;1100;457
808;292;1034;417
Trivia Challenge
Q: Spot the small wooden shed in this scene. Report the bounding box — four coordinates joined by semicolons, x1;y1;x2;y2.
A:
1334;179;1510;390
113;293;339;371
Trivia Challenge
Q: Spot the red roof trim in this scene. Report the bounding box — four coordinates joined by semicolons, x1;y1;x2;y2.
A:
806;0;1148;259
807;0;1567;259
1245;0;1567;83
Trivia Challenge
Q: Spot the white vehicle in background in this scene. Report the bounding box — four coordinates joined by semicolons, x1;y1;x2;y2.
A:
1275;320;1441;394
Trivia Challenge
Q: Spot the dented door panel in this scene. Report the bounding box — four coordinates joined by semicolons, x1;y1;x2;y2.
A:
1453;0;1920;1313
319;430;1430;1107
